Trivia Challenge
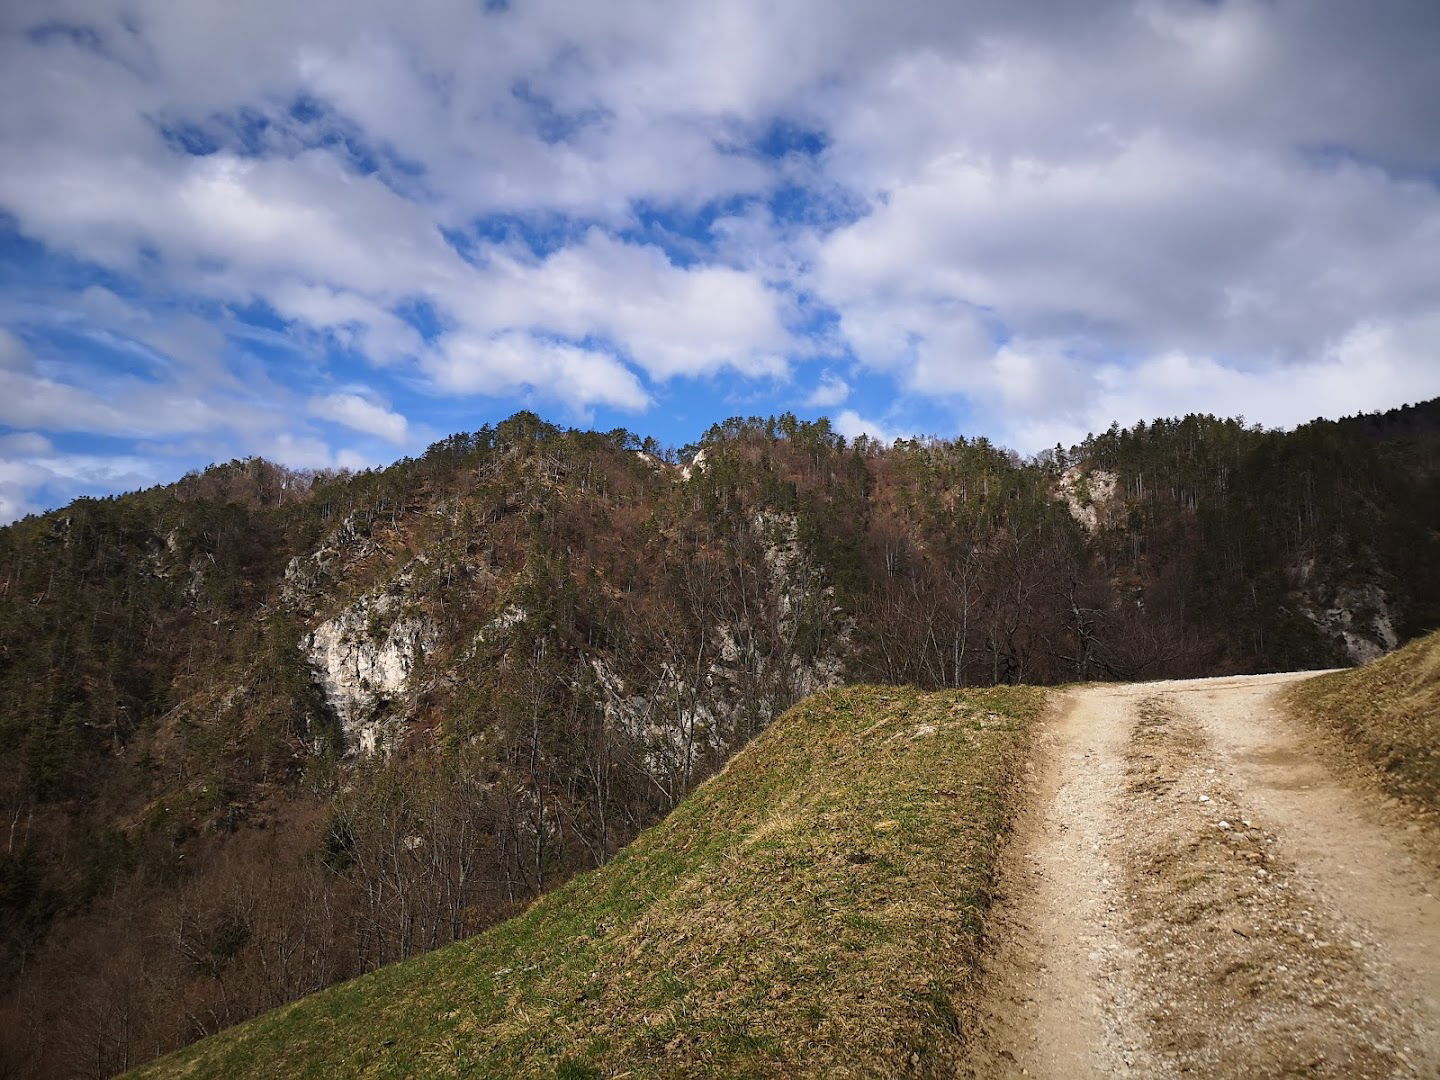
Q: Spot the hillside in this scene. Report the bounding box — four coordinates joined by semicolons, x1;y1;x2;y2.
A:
1;403;1438;1074
135;684;1045;1079
1288;629;1440;814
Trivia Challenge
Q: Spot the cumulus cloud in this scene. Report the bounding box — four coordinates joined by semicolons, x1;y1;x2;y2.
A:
457;232;793;382
0;450;163;523
805;371;850;408
0;367;179;436
427;332;652;414
308;392;409;443
260;432;369;472
1;0;1439;516
0;329;33;372
0;432;55;456
995;319;1440;452
0;323;272;439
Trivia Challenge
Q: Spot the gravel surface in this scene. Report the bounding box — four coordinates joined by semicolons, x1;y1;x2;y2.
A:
969;673;1440;1079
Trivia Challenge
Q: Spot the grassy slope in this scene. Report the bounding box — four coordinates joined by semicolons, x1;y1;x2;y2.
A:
136;685;1045;1079
1288;629;1440;813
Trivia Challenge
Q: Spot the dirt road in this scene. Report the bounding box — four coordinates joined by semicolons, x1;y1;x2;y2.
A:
970;673;1440;1079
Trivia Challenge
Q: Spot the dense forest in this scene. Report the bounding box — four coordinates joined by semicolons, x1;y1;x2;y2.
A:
1;400;1438;1076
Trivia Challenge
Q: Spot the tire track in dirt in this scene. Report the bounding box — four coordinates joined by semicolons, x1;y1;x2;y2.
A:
966;686;1154;1078
970;673;1440;1079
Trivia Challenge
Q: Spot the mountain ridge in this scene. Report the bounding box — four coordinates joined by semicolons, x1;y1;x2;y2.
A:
2;400;1438;1074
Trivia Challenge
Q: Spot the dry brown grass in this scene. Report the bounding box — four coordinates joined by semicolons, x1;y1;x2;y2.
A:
134;684;1046;1079
1288;630;1440;813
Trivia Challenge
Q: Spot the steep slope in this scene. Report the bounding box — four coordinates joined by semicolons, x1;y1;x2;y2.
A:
135;684;1045;1079
1288;629;1440;813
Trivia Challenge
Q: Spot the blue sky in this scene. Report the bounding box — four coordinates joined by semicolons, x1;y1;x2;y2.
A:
2;0;1439;521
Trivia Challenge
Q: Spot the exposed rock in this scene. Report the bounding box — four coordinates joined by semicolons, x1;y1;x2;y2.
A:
1292;561;1399;664
303;584;435;756
631;450;668;470
1057;466;1119;534
583;512;850;780
478;602;528;641
279;512;376;611
679;447;709;482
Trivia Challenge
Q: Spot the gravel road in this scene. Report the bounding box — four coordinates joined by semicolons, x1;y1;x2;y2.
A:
968;673;1440;1079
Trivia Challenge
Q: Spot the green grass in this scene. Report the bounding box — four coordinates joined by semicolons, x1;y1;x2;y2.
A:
134;684;1046;1079
1288;629;1440;813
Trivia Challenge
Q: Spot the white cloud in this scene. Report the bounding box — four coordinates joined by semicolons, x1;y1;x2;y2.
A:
0;432;55;456
995;317;1440;452
455;231;793;382
0;451;164;524
0;328;33;372
0;0;1438;514
0;368;169;436
335;448;375;472
308;392;409;443
267;284;425;367
804;371;850;408
0;460;45;523
427;331;652;414
260;432;347;471
818;136;1440;363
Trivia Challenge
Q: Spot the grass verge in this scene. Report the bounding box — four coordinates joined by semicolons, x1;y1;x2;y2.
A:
134;684;1045;1079
1287;629;1440;813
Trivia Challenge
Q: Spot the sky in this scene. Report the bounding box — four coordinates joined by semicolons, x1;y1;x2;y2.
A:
1;0;1439;522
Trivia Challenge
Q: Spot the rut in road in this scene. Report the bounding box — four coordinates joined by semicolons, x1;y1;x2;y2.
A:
968;673;1440;1079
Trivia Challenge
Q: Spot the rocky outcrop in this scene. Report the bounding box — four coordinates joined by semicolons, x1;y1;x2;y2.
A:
303;585;435;756
586;512;850;781
279;513;378;611
1293;575;1399;665
680;447;709;482
1057;466;1118;534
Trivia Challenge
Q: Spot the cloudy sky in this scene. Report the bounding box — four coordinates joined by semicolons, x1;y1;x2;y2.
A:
2;0;1439;520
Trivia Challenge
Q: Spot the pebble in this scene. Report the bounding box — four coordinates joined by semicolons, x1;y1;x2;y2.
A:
1217;820;1233;830
1199;795;1211;803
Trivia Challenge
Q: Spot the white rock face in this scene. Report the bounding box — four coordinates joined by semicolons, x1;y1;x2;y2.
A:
1057;467;1118;533
679;448;709;482
304;590;435;756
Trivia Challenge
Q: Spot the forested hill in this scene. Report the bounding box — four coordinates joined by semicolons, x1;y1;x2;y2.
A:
2;401;1438;1075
